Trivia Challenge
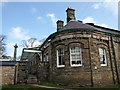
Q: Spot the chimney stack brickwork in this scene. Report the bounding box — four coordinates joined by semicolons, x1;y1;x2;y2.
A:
66;7;76;23
56;7;76;31
56;20;64;32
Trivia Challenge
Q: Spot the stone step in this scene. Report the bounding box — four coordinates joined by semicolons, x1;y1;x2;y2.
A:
27;75;37;84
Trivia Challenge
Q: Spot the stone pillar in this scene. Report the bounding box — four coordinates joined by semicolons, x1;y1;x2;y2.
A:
13;44;18;61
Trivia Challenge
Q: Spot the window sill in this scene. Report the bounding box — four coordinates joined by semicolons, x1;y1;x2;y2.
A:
101;64;107;66
71;65;82;67
57;65;65;68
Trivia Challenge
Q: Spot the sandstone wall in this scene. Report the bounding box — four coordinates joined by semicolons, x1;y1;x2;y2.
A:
17;62;28;84
37;30;120;87
50;30;118;86
1;66;16;85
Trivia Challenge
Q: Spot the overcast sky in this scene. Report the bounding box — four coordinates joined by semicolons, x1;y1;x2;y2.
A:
1;0;119;58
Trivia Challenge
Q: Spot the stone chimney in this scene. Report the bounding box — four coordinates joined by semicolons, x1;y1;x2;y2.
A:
66;7;76;23
56;20;64;32
13;43;18;61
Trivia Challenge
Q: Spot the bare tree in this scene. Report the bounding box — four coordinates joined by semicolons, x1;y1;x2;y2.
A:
22;38;40;48
0;35;6;55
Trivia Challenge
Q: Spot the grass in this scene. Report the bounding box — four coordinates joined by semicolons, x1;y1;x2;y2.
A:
1;85;57;90
39;82;76;89
103;84;120;88
39;82;120;89
1;83;120;90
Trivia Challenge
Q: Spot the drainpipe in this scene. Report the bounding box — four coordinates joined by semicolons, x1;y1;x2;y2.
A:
110;36;120;84
88;37;94;87
108;36;115;84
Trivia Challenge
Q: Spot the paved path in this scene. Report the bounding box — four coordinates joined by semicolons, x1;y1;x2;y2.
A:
31;84;75;90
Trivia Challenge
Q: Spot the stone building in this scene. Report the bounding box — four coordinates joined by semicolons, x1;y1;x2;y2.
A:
21;7;120;87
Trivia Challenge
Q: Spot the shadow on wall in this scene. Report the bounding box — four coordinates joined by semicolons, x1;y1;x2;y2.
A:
118;1;120;30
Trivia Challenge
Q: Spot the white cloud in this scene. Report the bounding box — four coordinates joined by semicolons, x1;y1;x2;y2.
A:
97;24;109;28
83;16;109;28
10;27;30;40
92;3;101;9
92;0;118;15
37;16;42;20
24;40;42;48
83;17;95;23
47;13;57;27
32;41;41;47
103;0;118;15
6;43;14;48
32;8;37;13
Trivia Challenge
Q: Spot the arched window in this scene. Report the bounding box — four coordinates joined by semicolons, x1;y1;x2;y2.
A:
99;47;107;66
70;46;82;67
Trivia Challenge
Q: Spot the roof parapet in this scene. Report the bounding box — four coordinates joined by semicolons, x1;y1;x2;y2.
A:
86;23;94;26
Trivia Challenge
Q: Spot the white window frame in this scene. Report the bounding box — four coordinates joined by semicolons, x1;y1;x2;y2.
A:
99;47;107;66
70;46;82;67
57;48;65;68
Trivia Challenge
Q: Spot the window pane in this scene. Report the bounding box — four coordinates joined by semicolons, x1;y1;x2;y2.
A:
77;61;81;64
57;48;65;67
99;47;107;66
70;46;82;66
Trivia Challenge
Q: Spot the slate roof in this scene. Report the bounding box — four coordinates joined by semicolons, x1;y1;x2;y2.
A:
0;61;17;66
20;47;41;61
40;20;120;48
61;20;95;30
21;52;35;61
60;20;120;35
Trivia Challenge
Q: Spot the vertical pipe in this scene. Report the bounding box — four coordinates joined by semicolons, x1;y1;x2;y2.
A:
14;65;17;85
110;36;120;84
88;37;94;87
108;36;115;84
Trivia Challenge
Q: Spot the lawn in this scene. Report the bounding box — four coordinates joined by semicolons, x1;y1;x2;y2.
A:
1;85;58;90
39;82;120;89
1;84;120;90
